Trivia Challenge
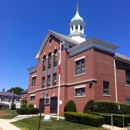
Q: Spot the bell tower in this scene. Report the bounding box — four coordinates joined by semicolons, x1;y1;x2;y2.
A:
69;3;86;42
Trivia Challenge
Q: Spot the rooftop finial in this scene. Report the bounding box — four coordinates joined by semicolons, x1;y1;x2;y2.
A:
76;2;79;11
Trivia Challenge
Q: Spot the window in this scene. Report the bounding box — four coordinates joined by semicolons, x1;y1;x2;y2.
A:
43;55;46;71
103;81;109;95
47;75;51;87
42;77;45;88
126;69;130;85
72;26;73;30
49;38;52;44
75;25;78;29
48;53;52;69
75;88;85;96
53;73;57;85
54;50;57;66
44;97;50;105
126;98;130;104
80;26;82;30
30;96;35;101
76;59;85;75
32;76;36;87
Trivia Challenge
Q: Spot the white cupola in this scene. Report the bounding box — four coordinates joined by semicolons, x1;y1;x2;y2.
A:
69;3;86;43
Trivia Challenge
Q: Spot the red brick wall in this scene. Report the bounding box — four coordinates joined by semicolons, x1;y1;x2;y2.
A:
27;35;130;115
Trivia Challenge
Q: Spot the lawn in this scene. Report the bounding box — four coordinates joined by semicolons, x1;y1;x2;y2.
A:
12;116;108;130
0;109;17;119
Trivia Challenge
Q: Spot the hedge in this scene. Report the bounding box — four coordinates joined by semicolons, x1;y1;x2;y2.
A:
87;112;130;127
93;100;130;114
16;108;39;115
64;112;104;127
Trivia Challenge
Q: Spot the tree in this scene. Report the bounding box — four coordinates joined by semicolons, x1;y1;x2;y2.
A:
7;87;23;95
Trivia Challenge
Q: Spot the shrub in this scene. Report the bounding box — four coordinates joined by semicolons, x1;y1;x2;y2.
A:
21;104;26;108
28;104;34;108
87;112;130;127
64;100;77;112
83;100;94;113
10;103;16;110
93;100;130;114
64;112;104;127
16;108;39;115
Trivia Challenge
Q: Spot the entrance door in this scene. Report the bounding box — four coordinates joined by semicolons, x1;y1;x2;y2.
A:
50;97;57;113
39;98;44;113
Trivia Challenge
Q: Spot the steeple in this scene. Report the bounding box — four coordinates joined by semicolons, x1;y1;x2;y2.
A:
69;3;86;43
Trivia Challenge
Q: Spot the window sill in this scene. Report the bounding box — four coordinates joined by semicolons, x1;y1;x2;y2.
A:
126;84;130;87
102;94;111;97
74;73;86;77
74;95;86;98
31;86;36;88
30;101;35;102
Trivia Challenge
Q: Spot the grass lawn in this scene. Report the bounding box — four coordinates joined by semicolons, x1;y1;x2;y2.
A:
0;109;17;119
12;116;108;130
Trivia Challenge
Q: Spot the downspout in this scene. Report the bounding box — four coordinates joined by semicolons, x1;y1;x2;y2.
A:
114;56;118;103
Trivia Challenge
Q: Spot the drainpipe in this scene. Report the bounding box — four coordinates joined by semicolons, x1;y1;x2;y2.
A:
114;57;118;103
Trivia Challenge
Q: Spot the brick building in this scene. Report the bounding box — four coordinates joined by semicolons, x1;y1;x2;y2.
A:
27;6;130;115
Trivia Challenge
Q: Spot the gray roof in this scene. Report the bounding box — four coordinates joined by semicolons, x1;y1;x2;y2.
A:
67;37;118;57
20;89;28;94
35;30;80;59
0;91;20;97
115;53;130;64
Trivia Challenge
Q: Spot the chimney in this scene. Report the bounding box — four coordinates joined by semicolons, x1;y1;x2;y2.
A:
3;88;4;92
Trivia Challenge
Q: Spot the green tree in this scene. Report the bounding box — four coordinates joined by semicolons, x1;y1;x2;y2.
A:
7;87;23;95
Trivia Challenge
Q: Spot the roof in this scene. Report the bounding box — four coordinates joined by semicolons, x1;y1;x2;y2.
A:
0;91;20;97
35;30;80;59
67;37;118;57
20;89;28;94
115;53;130;64
71;10;83;22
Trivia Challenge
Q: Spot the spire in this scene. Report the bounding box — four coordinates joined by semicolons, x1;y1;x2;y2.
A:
76;2;79;11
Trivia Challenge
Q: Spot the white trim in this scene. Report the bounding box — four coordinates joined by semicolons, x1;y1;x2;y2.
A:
74;73;86;77
114;58;118;102
74;95;86;98
32;75;37;77
75;85;86;89
74;56;85;61
126;85;130;87
102;94;111;97
30;94;35;96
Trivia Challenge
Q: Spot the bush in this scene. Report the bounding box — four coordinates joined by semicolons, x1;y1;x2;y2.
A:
28;104;34;108
10;103;16;110
93;100;130;114
64;100;77;112
83;100;94;113
16;108;39;115
21;104;26;108
87;112;130;127
64;112;104;127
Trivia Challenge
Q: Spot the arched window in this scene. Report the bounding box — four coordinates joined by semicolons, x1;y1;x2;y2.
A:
126;69;130;85
54;50;57;66
48;53;52;69
43;55;46;71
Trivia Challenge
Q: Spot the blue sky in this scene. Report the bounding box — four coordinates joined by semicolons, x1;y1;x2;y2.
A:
0;0;130;91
